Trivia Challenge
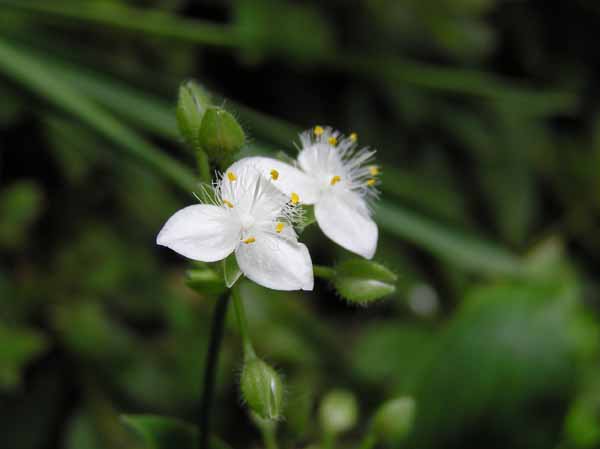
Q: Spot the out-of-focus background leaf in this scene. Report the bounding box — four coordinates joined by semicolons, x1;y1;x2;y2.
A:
0;1;599;448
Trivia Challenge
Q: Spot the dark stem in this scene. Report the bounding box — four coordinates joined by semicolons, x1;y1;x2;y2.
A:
199;293;231;449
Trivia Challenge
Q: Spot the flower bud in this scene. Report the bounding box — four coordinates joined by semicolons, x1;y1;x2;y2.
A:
371;397;415;445
333;259;397;305
241;358;284;421
318;389;358;435
176;81;212;149
197;107;245;162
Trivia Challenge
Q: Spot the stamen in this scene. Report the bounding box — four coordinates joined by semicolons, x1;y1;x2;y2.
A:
223;199;234;208
350;132;358;142
330;175;341;186
243;237;256;244
314;125;324;136
290;192;300;205
366;179;376;186
369;166;380;176
227;171;237;182
328;136;337;146
275;222;285;233
270;169;279;180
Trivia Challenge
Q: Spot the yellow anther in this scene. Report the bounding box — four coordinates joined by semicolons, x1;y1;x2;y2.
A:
227;171;237;182
350;132;358;142
328;136;337;146
369;165;380;176
367;179;376;187
290;192;300;205
330;175;341;186
270;169;279;180
243;237;256;244
314;125;324;136
275;222;285;233
222;199;234;208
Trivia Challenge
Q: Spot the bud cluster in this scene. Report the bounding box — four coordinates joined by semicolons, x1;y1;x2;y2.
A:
176;80;246;170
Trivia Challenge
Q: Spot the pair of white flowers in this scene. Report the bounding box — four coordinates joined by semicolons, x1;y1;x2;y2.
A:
157;127;380;291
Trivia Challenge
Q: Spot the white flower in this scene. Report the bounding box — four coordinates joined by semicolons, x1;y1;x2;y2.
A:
156;161;314;291
233;126;379;259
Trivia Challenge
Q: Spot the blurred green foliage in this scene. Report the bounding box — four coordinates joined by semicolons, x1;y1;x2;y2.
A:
1;0;600;448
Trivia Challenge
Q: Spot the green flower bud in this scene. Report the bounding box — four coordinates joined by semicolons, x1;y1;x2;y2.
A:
333;259;397;305
241;358;284;421
176;81;212;149
197;107;245;162
371;397;415;445
318;389;358;435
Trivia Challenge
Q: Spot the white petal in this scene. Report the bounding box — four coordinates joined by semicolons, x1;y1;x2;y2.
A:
314;191;378;259
298;143;345;177
235;231;314;291
157;205;240;262
227;157;320;204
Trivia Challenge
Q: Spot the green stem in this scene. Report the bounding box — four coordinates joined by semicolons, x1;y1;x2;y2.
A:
199;293;231;449
314;265;336;280
258;422;278;449
196;149;212;185
231;283;256;361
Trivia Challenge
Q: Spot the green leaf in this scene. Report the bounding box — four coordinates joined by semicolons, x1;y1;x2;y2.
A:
333;259;397;305
407;278;595;448
121;415;197;449
352;323;434;390
223;253;242;288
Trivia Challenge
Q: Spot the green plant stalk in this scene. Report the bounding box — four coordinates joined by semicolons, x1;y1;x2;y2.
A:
0;37;198;192
256;420;278;449
314;265;336;280
231;283;256;361
199;293;231;449
196;149;212;185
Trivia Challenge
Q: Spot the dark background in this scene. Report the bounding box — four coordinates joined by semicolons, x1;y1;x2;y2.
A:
1;1;600;448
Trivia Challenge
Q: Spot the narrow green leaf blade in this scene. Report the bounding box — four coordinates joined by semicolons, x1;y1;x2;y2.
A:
376;200;526;277
0;38;197;192
121;415;197;449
